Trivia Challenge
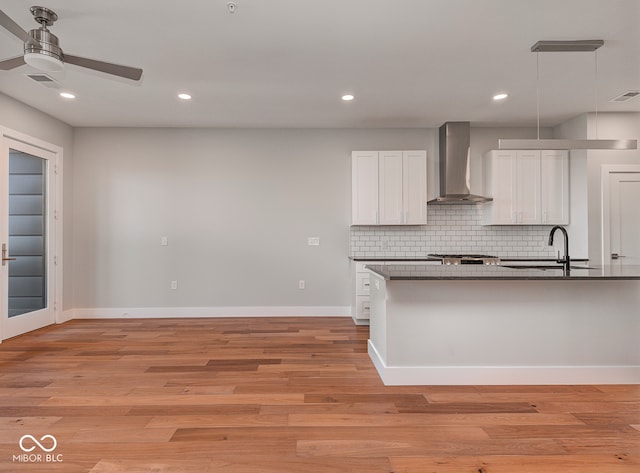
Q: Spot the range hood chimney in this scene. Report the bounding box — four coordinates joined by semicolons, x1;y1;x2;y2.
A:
428;121;492;204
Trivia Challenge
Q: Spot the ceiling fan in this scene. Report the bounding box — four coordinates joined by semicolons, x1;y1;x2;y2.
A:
0;5;143;81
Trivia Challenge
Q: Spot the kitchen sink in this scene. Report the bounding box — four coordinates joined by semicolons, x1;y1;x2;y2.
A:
501;264;598;271
502;265;564;270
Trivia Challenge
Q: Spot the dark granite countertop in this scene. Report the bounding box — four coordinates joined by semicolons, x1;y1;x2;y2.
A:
350;257;442;262
350;257;590;263
366;264;640;281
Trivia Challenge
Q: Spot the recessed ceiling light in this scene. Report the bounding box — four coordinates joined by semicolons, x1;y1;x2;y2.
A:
341;94;355;101
59;92;75;99
178;93;192;100
493;93;508;101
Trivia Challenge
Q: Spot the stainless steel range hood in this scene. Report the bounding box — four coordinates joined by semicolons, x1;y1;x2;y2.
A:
428;122;492;204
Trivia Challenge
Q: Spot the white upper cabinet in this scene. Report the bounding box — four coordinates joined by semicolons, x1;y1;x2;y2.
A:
378;151;404;224
351;151;379;225
403;150;428;224
540;150;570;224
351;150;427;225
516;150;542;224
483;149;568;225
484;150;517;224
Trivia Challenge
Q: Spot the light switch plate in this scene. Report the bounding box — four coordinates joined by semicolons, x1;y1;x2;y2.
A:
307;237;320;246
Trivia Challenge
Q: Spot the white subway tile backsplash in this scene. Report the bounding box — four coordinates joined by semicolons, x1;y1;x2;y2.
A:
350;206;557;259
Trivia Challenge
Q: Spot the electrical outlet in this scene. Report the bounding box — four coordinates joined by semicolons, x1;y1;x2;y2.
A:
307;237;320;246
161;236;168;246
298;280;305;289
171;280;178;290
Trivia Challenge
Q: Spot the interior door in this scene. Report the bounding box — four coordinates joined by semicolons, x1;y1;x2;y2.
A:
1;137;57;340
608;171;640;265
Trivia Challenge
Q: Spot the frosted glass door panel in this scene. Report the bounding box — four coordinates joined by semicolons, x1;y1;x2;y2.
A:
7;150;47;317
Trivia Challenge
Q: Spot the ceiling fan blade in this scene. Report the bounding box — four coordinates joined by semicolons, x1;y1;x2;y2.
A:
0;9;40;47
64;54;143;81
0;55;26;70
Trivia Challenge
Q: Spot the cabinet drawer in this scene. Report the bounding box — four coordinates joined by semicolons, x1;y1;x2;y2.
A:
356;272;371;295
354;295;371;320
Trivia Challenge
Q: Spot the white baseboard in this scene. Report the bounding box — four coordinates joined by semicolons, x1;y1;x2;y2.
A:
368;340;640;385
68;306;351;319
57;310;74;324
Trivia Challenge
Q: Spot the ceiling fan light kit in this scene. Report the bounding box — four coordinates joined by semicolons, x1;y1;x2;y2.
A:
0;5;143;81
499;39;637;151
24;52;63;71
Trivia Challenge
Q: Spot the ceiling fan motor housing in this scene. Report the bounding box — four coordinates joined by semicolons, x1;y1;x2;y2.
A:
25;28;63;61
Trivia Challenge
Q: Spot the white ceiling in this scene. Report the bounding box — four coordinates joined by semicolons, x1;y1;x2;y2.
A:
1;0;639;128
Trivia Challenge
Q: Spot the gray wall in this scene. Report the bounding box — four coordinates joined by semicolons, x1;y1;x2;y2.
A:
585;112;640;263
71;128;434;310
0;93;74;311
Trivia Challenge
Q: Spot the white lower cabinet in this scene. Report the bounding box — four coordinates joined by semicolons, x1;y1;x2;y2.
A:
351;260;440;324
352;262;373;324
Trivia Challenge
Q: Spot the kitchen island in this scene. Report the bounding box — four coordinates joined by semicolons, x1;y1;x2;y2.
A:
366;264;640;385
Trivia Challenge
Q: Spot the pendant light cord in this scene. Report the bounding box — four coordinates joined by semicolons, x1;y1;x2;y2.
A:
536;51;540;140
536;48;599;141
594;49;599;139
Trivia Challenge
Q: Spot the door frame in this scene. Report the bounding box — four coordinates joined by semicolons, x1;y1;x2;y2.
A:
601;164;640;267
0;127;63;341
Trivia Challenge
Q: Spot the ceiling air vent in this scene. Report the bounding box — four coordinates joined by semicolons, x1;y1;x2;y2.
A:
26;73;61;89
609;90;640;102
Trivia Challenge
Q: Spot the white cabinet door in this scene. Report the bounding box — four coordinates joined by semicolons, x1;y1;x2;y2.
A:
541;150;569;224
378;151;404;225
484;149;568;226
516;150;541;224
351;151;379;225
352;150;427;226
403;150;427;224
484;150;517;224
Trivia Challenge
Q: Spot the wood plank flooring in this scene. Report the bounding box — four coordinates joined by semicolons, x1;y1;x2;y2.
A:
0;317;638;472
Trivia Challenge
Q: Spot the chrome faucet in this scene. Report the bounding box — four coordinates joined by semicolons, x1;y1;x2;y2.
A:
548;225;570;274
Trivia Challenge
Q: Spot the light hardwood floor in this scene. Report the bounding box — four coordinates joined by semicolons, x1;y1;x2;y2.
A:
0;317;638;472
